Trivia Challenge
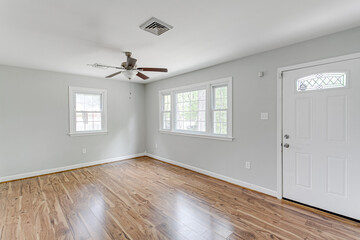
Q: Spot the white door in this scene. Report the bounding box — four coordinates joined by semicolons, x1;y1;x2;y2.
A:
283;58;360;220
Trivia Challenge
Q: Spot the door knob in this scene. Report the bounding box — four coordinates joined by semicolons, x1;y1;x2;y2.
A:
283;143;290;148
284;134;290;139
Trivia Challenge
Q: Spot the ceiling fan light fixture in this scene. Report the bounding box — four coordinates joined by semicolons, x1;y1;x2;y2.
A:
123;70;137;80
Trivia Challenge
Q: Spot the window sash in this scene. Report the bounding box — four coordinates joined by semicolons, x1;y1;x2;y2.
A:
75;93;103;112
74;111;103;132
211;85;228;135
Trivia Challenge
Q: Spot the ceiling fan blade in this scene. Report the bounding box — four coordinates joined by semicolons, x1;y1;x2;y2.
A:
137;67;168;72
127;57;137;68
136;72;149;80
106;71;122;78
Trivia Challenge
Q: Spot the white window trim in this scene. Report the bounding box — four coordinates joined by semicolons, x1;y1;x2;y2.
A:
159;77;233;141
69;86;108;136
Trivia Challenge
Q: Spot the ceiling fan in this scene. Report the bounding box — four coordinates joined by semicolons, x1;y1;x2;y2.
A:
88;52;168;80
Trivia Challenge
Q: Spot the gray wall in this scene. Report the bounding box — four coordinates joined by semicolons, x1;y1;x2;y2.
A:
2;27;360;190
0;66;146;178
145;27;360;191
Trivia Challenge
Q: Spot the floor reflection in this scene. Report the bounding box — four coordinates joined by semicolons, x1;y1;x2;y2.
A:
174;192;234;239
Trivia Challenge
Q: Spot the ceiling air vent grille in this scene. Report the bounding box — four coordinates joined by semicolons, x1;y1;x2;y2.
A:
140;17;173;36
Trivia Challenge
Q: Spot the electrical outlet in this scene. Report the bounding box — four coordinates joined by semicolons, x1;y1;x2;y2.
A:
245;161;251;169
260;112;269;120
82;148;87;154
155;143;158;149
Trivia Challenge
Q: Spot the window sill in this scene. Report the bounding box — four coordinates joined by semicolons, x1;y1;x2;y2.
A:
159;130;234;141
69;131;108;137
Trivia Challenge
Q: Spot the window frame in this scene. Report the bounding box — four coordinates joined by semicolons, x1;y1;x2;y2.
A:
69;86;108;136
159;77;233;141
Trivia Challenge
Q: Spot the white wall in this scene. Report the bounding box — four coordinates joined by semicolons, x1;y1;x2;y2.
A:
0;66;146;179
145;27;360;192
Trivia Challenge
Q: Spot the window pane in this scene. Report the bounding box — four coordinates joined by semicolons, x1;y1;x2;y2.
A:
214;123;221;134
163;120;171;129
88;113;94;121
162;112;171;130
76;93;102;111
76;122;85;131
213;110;227;135
177;103;184;111
175;89;206;132
221;123;227;134
94;113;101;121
199;111;206;121
199;122;206;132
91;95;101;111
77;112;88;123
84;121;94;131
75;112;102;132
199;90;206;100
75;94;85;111
214;111;227;123
163;94;171;111
94;122;101;130
76;112;84;121
199;100;206;111
214;86;228;109
163;112;170;121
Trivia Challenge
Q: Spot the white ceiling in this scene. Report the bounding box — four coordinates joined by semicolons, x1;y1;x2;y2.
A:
1;0;360;83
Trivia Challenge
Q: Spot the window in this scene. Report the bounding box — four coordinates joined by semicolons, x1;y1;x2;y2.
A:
69;87;107;135
159;77;232;140
297;72;347;92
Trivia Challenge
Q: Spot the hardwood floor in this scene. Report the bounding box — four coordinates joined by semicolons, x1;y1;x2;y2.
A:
1;156;360;240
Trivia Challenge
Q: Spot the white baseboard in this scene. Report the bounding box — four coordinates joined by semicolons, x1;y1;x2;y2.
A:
145;153;278;198
1;152;278;198
0;153;146;183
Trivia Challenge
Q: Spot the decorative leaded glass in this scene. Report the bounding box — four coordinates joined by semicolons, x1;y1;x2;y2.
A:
297;73;346;92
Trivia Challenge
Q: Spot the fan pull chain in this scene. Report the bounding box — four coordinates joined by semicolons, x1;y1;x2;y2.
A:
129;81;132;100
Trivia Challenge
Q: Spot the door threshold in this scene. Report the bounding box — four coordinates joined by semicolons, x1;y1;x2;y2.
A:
283;198;360;225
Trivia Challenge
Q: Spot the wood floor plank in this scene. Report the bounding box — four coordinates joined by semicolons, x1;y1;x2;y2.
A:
39;176;74;239
1;156;360;240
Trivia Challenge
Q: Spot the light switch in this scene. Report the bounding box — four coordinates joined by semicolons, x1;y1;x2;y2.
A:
260;112;269;120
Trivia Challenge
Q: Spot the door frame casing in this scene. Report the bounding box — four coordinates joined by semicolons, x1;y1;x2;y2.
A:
276;52;360;199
